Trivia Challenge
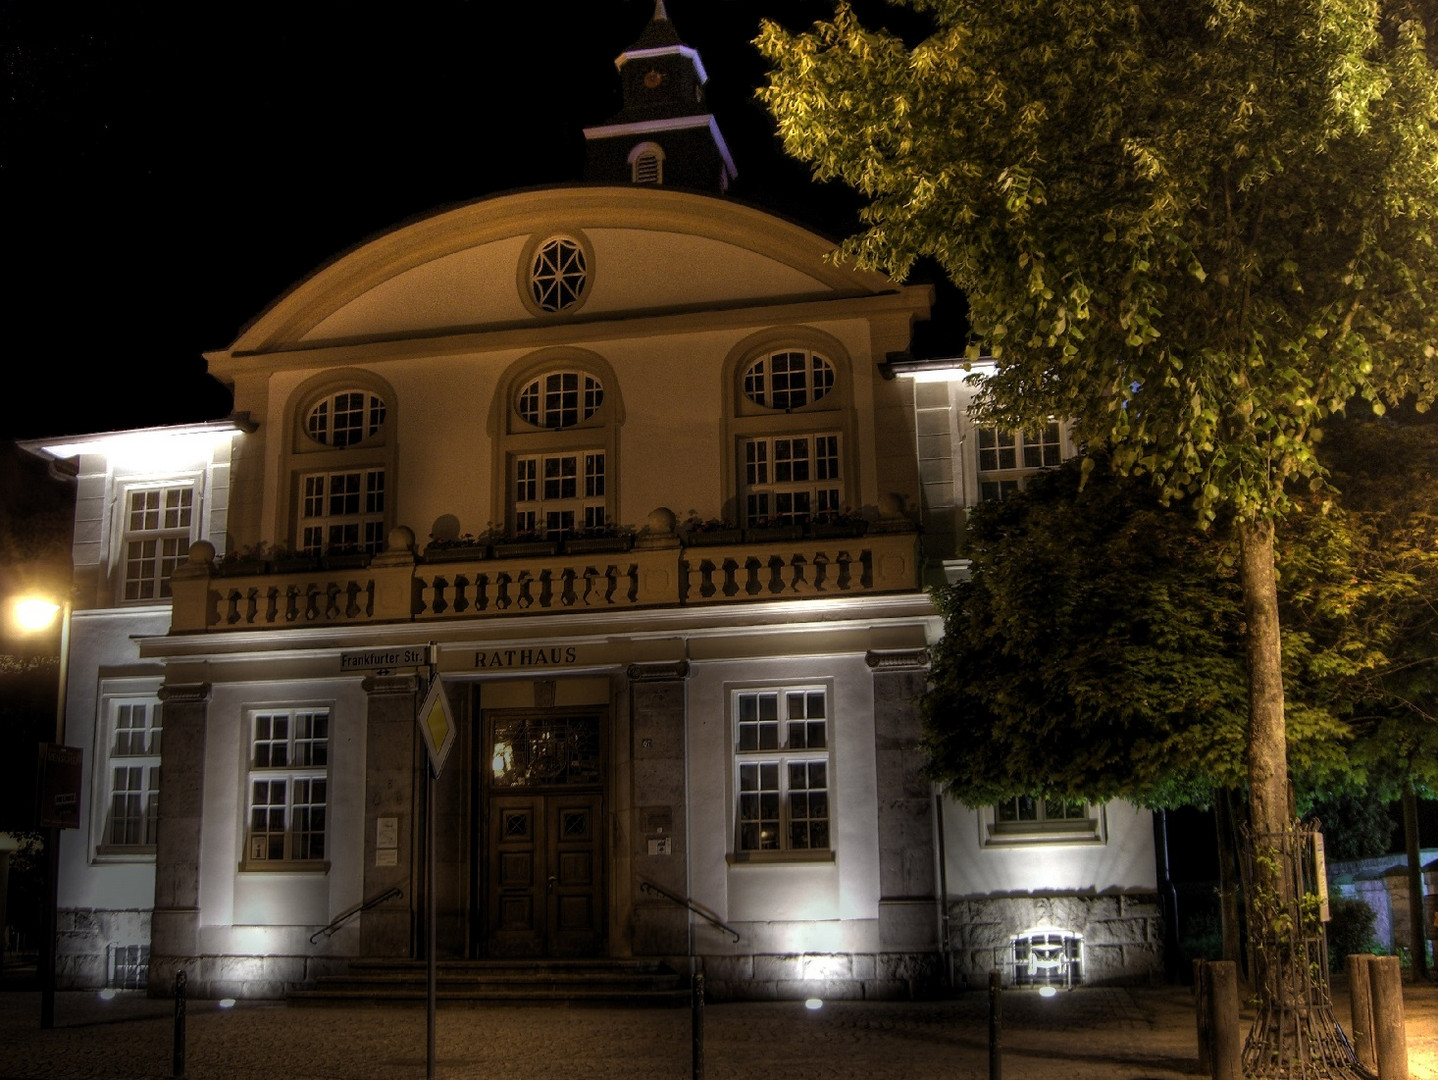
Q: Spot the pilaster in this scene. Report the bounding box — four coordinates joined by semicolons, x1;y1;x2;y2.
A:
627;661;690;957
360;674;422;957
149;681;210;987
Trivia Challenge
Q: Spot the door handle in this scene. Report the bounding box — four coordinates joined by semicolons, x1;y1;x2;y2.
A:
547;875;558;892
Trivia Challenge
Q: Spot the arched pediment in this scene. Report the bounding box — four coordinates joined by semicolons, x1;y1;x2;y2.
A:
226;187;903;355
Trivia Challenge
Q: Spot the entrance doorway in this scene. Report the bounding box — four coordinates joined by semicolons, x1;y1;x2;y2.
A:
482;710;605;957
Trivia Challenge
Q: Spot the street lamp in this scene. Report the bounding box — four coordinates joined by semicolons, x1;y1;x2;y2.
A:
9;594;72;1030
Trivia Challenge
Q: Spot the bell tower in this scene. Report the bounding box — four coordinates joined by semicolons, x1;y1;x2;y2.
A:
582;1;737;193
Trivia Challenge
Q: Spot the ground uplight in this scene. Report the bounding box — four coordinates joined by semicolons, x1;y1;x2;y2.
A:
805;998;823;1010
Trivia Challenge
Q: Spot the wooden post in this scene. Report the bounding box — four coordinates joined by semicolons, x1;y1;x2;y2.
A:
1349;954;1377;1071
1369;955;1409;1080
1194;959;1212;1075
988;969;1002;1080
1208;960;1242;1080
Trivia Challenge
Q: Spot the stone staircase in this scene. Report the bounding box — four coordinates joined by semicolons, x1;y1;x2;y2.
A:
287;958;689;1007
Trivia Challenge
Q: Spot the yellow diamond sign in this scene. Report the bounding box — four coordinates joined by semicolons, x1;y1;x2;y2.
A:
418;676;456;777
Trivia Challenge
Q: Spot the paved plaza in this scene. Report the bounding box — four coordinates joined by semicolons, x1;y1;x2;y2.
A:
1;980;1436;1080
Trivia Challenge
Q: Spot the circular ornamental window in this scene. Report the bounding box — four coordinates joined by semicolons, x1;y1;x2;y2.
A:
529;236;588;313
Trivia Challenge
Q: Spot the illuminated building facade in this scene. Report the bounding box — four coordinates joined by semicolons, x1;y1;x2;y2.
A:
20;7;1161;999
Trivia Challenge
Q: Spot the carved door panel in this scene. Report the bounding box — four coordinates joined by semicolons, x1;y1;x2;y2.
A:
546;792;604;956
488;794;545;956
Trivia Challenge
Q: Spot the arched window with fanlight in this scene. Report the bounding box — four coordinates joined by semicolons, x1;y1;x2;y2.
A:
723;333;856;528
283;370;398;557
491;351;623;541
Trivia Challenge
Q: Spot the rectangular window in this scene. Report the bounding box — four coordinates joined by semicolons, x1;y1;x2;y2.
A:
512;451;605;538
100;699;162;853
122;485;194;600
299;469;386;554
977;422;1062;502
245;709;329;866
986;796;1102;845
742;434;842;525
733;687;830;856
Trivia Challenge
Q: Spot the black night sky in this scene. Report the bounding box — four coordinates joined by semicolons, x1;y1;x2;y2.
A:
1;1;963;442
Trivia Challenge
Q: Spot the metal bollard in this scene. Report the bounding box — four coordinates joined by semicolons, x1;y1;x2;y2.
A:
988;969;1002;1080
691;971;705;1080
172;970;187;1080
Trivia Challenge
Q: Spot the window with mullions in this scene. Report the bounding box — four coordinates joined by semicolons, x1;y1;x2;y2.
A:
122;485;194;601
512;451;605;538
987;795;1101;845
743;434;841;525
305;390;387;448
516;371;604;430
299;469;386;554
101;699;161;851
742;350;836;411
734;688;830;855
977;422;1062;502
246;709;329;866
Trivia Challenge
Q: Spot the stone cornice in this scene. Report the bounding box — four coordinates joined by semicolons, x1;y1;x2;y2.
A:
158;682;212;704
626;661;691;683
865;648;930;671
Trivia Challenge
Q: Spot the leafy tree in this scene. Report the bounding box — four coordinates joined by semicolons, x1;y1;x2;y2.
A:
759;0;1438;1038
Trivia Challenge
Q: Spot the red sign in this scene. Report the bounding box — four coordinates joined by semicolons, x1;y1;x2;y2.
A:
37;744;82;830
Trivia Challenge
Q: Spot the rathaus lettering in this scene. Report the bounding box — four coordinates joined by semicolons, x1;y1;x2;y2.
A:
474;646;579;669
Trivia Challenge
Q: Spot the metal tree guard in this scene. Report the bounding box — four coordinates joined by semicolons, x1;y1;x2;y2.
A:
1239;821;1375;1079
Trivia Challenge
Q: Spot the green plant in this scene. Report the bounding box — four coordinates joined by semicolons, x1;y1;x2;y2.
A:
1324;895;1379;973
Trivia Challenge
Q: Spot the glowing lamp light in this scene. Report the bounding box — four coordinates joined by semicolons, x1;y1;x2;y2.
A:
218;998;237;1009
805;998;823;1010
1038;986;1058;999
12;598;62;632
97;988;117;1001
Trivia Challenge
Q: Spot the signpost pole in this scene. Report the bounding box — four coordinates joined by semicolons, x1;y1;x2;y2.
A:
426;756;436;1080
414;643;450;1080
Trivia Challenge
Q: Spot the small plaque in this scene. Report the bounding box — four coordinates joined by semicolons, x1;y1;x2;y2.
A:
376;817;398;849
375;849;398;867
647;836;671;856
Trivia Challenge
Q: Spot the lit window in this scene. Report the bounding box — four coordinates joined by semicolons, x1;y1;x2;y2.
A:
743;433;842;525
1012;931;1084;988
734;688;830;855
299;469;386;554
986;796;1102;845
516;371;604;430
977;422;1062;501
122;485;194;601
512;451;606;538
100;699;161;852
246;709;329;866
530;236;588;313
742;350;836;411
305;390;387;448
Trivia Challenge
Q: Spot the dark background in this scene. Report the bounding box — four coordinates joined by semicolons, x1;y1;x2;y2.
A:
1;1;962;442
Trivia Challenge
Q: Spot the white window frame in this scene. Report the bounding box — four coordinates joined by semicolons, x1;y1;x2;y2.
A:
742;432;843;526
243;707;331;871
94;693;162;859
741;349;836;411
511;450;606;539
305;388;388;448
729;685;834;863
981;797;1106;847
977;421;1063;502
298;467;386;555
118;481;197;602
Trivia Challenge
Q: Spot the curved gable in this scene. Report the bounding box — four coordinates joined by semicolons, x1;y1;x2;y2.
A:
228;187;901;354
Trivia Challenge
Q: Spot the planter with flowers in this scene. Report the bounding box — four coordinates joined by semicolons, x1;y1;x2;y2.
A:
422;533;491;562
564;521;636;555
680;513;741;547
808;509;869;539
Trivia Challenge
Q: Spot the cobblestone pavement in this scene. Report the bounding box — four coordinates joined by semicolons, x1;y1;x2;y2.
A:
1;981;1435;1080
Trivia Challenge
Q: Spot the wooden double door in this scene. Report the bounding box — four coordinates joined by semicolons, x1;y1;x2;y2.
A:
483;711;605;957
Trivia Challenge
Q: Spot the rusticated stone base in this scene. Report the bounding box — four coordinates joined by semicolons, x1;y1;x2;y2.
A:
146;953;353;1000
55;909;152;989
698;951;941;1001
947;892;1163;988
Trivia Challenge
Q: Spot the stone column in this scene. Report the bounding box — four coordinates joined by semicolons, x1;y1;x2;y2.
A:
149;682;211;990
867;649;939;954
361;674;422;957
628;661;690;958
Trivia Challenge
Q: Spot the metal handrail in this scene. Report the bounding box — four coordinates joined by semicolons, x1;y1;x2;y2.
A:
640;880;741;943
309;886;403;944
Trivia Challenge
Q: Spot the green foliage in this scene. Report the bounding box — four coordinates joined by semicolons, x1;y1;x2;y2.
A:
920;455;1378;806
1324;895;1380;971
1305;793;1396;859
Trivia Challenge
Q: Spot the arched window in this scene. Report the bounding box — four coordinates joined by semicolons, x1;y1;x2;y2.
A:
741;350;836;411
491;351;622;541
284;370;397;556
629;142;665;185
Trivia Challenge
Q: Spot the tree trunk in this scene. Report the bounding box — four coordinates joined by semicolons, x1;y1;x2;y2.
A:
1403;786;1428;980
1215;789;1244;971
1239;518;1290;844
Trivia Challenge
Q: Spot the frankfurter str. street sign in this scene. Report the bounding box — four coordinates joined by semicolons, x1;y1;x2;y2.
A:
340;646;432;674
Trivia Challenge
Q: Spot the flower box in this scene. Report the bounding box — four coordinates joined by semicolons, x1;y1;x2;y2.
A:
323;552;370;570
683;528;742;547
810;520;869;539
423;543;491;563
491;540;562;559
565;535;635;555
272;554;320;574
743;524;804;543
215;558;268;578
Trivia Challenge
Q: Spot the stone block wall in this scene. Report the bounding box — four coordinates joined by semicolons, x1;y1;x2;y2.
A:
56;908;152;989
947;893;1163;989
699;950;941;1001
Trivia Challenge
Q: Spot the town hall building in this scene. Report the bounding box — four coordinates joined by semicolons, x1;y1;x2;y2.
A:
21;5;1162;1001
